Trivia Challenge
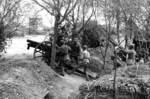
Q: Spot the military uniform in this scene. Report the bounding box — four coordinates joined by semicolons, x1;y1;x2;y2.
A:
57;42;71;76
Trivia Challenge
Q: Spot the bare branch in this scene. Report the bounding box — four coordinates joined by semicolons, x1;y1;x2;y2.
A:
78;11;94;34
60;0;71;23
32;0;54;15
42;0;53;8
59;0;79;24
1;0;22;22
75;3;81;24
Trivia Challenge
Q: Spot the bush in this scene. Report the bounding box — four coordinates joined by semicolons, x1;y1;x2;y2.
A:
13;30;25;37
28;27;47;35
81;20;105;48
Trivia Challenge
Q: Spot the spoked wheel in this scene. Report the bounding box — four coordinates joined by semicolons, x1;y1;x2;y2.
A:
44;33;53;42
0;43;6;53
33;41;52;65
0;46;4;53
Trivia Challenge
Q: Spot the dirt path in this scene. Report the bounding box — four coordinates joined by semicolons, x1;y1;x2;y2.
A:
3;35;44;59
1;35;87;99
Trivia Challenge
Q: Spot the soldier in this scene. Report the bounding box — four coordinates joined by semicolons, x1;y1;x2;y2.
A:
57;40;71;76
69;45;91;81
120;44;136;66
111;46;124;69
70;37;81;65
133;36;139;52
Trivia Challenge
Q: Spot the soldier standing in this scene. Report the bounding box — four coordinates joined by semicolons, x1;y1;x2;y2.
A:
120;44;136;66
57;40;71;76
69;45;91;81
70;37;81;65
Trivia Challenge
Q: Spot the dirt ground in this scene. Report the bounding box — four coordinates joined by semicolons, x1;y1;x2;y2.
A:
0;35;88;99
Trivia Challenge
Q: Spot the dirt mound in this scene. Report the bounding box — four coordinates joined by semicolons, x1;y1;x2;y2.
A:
0;58;88;99
89;47;114;75
0;59;61;99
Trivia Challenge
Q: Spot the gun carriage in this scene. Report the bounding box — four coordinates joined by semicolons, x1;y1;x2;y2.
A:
27;34;96;79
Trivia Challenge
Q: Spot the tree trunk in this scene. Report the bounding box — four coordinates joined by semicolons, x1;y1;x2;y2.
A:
116;3;120;44
113;49;117;99
125;34;128;49
102;40;109;69
50;19;59;69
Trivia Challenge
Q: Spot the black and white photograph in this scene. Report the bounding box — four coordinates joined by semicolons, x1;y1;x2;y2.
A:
0;0;150;99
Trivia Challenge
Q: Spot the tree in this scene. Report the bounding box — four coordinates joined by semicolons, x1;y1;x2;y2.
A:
92;0;117;69
65;0;96;39
136;0;150;40
0;0;31;53
0;0;21;38
0;0;36;36
116;0;142;47
32;0;79;68
96;0;142;47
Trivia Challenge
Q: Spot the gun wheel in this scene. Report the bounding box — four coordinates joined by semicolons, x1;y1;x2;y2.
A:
33;41;52;65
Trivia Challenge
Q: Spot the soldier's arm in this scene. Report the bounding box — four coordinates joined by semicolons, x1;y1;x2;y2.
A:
125;50;134;54
56;44;59;49
88;52;91;61
120;49;132;54
68;46;71;53
57;46;63;53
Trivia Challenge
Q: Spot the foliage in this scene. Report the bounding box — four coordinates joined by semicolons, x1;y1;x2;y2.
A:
0;0;34;53
76;66;150;99
81;20;101;46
